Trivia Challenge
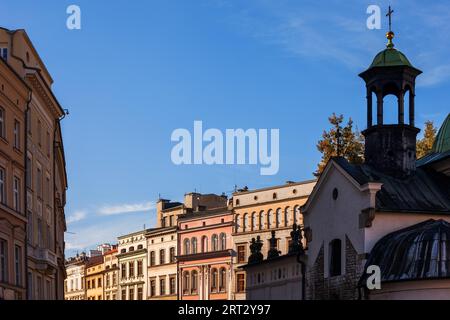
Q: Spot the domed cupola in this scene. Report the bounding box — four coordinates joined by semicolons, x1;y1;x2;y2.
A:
359;15;423;178
360;219;450;285
432;113;450;154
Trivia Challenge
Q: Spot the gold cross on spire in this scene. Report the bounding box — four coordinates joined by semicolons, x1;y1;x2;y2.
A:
386;6;394;32
386;5;395;49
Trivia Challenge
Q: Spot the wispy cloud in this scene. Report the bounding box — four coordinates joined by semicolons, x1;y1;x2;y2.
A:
66;210;87;224
97;201;156;216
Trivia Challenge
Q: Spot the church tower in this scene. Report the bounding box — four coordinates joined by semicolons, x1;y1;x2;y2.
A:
359;15;422;178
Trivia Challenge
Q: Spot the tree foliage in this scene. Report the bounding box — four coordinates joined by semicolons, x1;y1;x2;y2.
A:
314;113;365;177
416;120;437;159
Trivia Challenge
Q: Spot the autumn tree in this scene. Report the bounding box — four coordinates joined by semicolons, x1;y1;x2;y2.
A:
416;120;437;159
314;113;365;177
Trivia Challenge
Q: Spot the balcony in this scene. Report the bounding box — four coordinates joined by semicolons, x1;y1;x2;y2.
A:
28;246;58;273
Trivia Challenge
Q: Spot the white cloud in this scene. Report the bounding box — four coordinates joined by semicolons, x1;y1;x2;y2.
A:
66;210;87;224
97;201;156;216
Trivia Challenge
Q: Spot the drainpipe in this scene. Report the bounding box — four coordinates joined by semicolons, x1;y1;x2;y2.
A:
296;253;306;301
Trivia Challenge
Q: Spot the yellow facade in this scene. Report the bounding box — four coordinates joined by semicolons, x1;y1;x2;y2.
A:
85;257;104;300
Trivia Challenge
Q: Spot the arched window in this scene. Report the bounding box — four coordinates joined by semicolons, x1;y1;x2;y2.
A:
259;211;264;230
329;239;342;277
293;205;300;225
184;239;190;255
235;214;240;233
201;236;208;253
191;271;198;294
276;208;281;228
267;210;273;229
219;268;227;292
191;238;198;254
284;207;290;227
212;234;219;251
243;213;248;232
251;212;256;231
211;268;218;292
183;271;190;295
219;233;226;251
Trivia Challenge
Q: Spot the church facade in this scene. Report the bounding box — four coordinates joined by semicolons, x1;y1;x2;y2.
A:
302;30;450;300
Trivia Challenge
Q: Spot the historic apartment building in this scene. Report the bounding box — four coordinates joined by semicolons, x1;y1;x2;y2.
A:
0;27;67;300
231;180;316;300
64;253;88;300
178;207;234;300
103;247;118;300
85;255;104;300
117;230;148;300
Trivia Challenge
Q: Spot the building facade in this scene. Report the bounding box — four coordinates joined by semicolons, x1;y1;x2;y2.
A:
117;230;148;300
178;208;234;300
0;27;67;300
231;181;315;300
64;253;87;300
103;247;118;300
85;255;104;300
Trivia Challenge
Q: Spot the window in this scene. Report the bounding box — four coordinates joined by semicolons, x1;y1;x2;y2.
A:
87;280;91;289
160;249;165;264
284;207;290;227
169;247;175;263
219;268;227;292
13;176;20;211
259;211;264;230
13;120;20;149
210;268;218;292
0;167;5;204
150;251;155;266
0;239;7;283
106;274;110;287
184;239;190;255
169;277;176;295
37;218;43;247
182;271;190;295
191;238;197;254
121;263;126;279
129;261;135;277
137;244;143;250
0;48;7;61
237;273;245;293
276;209;281;228
36;167;42;199
329;239;342;277
267;210;273;229
121;289;126;300
160;278;166;295
235;214;240;233
201;236;208;253
26;157;32;189
293;206;300;225
14;245;22;286
211;234;218;251
150;280;156;297
137;260;143;276
219;233;226;251
129;287;134;300
169;215;174;226
98;277;102;288
137;286;143;300
191;271;198;294
0;108;5;140
243;213;248;232
112;272;117;286
161;216;166;227
237;245;246;263
251;212;256;231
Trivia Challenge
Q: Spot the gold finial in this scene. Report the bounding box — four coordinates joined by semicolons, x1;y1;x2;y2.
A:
386;6;395;49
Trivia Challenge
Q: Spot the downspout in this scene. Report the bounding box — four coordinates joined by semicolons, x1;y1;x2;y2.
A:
296;253;306;301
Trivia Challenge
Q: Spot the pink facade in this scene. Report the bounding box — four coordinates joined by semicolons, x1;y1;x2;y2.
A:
177;209;234;300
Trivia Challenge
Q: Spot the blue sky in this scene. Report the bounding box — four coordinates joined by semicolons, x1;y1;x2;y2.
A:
1;0;449;256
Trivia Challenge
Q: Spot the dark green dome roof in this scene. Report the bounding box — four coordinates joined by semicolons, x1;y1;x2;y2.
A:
432;113;450;153
370;48;413;68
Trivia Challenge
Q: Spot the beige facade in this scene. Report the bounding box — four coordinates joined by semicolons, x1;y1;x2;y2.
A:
146;226;177;300
103;248;118;300
0;27;67;300
231;180;316;300
85;255;104;300
117;230;148;300
64;253;87;300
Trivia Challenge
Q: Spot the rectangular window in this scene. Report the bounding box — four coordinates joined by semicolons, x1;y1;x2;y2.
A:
237;245;246;263
13;120;20;149
27;211;33;245
169;215;174;227
0;239;8;282
98;277;101;288
237;273;245;293
112;272;116;286
0;167;5;204
121;263;126;279
170;247;175;264
150;280;156;297
0;48;7;61
37;218;43;247
128;287;134;300
121;289;126;300
46;224;52;249
37;276;43;300
169;277;176;295
27;272;33;300
137;286;143;300
150;251;155;266
160;249;165;265
13;176;20;211
14;245;22;286
137;260;143;276
160;278;166;296
129;261;135;277
106;274;110;287
0;107;4;138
